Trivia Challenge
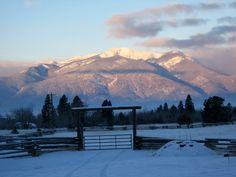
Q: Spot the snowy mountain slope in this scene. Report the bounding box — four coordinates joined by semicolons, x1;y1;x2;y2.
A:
99;47;162;59
148;51;236;94
0;48;235;112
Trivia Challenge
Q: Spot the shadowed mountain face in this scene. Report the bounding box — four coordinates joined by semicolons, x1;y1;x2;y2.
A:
0;48;235;113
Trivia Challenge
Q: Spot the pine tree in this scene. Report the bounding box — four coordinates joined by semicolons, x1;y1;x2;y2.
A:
71;96;85;127
178;101;184;113
41;94;56;128
57;95;70;116
101;99;114;129
163;103;169;112
57;94;71;127
118;112;126;125
201;96;230;123
224;103;232;122
71;96;84;107
156;105;163;113
170;105;178;123
170;105;178;114
185;94;195;113
177;113;192;127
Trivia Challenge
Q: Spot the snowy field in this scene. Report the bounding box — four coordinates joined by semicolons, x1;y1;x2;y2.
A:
43;124;236;140
0;124;236;177
0;142;235;177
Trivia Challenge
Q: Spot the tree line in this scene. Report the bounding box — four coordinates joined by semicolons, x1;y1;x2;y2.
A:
0;94;236;130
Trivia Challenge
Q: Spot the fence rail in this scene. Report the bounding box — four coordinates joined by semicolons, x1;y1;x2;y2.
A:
0;137;79;158
135;136;172;150
204;138;236;156
135;136;236;156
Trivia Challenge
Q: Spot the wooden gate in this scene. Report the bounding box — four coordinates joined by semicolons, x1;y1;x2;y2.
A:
84;134;132;150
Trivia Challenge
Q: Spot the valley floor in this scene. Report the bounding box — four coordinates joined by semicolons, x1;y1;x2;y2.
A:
0;148;235;177
0;124;236;177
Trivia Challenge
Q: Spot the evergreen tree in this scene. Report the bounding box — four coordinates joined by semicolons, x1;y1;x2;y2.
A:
156;105;163;113
163;103;169;112
71;96;85;127
118;112;127;125
170;105;178;123
177;113;192;127
202;96;231;123
224;103;233;122
185;94;195;113
41;94;56;128
178;101;184;113
57;94;71;127
101;99;114;129
71;96;84;108
57;95;70;116
170;105;178;114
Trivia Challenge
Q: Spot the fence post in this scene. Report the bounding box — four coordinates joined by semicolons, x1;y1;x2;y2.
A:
77;110;84;150
132;109;137;150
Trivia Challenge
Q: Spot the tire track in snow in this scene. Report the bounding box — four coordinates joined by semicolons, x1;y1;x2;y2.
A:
64;151;101;177
99;150;124;177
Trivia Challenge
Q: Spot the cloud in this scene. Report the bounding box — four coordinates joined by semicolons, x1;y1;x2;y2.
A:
24;0;38;8
106;3;193;38
229;2;236;8
138;25;236;48
107;18;163;38
106;2;225;39
187;46;236;75
218;16;236;24
180;18;208;26
199;3;225;10
107;16;208;39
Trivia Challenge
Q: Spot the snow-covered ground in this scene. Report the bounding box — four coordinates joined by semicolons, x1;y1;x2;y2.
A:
0;142;235;177
0;124;236;177
43;124;236;140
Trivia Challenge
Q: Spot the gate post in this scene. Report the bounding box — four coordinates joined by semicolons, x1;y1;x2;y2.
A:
77;111;84;150
132;108;137;150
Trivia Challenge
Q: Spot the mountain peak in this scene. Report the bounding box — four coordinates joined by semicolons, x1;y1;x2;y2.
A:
99;48;162;60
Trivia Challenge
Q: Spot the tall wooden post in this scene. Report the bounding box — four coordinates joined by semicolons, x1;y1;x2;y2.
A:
77;111;84;150
132;109;137;150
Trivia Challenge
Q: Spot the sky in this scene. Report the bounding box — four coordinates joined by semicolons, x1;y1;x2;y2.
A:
0;0;236;74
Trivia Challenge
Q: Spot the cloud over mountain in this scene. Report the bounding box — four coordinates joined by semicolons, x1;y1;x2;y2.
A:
138;25;236;48
106;3;225;39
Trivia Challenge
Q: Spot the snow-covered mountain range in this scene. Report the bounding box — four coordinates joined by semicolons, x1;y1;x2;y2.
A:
1;48;236;113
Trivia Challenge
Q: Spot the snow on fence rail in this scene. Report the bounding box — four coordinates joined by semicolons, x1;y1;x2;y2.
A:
135;136;172;150
135;136;236;156
0;137;79;158
204;138;236;156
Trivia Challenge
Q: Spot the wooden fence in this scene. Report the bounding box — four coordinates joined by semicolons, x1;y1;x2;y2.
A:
134;136;172;150
204;138;236;156
135;136;236;156
0;137;79;158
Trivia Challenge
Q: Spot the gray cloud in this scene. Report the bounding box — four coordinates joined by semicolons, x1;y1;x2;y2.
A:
218;16;236;24
199;3;225;10
107;17;208;39
187;46;236;75
180;18;208;26
106;3;225;39
229;2;236;8
138;25;236;48
106;4;193;38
